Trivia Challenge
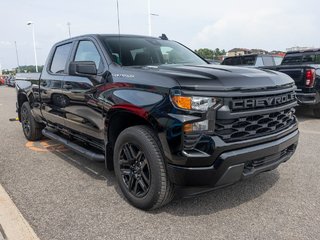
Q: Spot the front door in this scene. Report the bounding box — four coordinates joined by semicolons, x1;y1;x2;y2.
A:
61;40;106;141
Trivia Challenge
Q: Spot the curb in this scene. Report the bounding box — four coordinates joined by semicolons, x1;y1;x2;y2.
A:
0;184;40;240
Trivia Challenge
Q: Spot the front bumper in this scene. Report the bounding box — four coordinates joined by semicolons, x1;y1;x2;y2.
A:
167;129;299;187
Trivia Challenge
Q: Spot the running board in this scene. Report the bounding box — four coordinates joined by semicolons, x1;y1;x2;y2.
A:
42;129;105;162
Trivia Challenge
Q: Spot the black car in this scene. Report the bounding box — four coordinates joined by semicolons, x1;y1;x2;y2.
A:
15;34;299;210
222;54;281;67
264;49;320;117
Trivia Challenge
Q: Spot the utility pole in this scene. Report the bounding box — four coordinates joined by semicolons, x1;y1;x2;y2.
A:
14;41;21;73
67;22;71;38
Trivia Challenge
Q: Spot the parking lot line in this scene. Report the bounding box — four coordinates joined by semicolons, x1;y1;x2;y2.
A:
0;184;40;240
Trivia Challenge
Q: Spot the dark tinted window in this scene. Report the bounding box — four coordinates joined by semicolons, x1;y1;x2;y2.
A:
50;43;72;74
75;41;103;72
102;36;206;66
241;56;256;65
222;57;241;65
282;52;320;65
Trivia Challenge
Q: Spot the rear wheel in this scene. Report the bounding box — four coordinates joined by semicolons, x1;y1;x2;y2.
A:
113;125;175;210
20;102;43;141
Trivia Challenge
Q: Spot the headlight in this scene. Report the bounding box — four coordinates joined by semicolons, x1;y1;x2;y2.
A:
171;95;217;111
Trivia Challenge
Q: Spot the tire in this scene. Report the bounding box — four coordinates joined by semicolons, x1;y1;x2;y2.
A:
113;125;175;210
313;108;320;118
20;102;43;141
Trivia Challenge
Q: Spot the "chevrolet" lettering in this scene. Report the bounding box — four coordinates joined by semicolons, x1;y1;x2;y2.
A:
231;93;296;110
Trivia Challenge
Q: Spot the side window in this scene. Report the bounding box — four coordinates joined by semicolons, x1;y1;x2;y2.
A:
50;43;72;74
262;56;274;66
75;41;103;72
255;57;264;67
315;54;320;64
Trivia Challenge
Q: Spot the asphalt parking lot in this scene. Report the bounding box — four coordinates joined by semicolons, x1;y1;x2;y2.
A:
0;86;320;240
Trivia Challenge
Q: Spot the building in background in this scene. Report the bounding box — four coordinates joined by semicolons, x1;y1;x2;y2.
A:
286;46;314;52
227;48;252;56
270;50;286;57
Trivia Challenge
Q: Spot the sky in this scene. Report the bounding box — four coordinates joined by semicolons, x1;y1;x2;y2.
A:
0;0;319;69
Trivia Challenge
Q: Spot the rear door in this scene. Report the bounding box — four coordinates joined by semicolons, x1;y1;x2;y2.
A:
61;39;107;141
40;42;73;126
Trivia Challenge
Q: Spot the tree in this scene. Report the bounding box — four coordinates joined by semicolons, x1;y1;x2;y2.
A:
195;48;227;60
194;48;214;59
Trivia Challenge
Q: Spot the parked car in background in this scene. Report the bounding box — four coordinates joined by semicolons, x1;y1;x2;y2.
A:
0;76;5;85
264;49;320;117
221;54;281;67
273;56;284;65
206;59;221;65
7;76;16;87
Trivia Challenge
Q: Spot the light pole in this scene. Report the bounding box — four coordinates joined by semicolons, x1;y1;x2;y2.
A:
147;0;159;36
27;21;38;72
116;0;120;35
14;41;21;73
67;22;71;38
148;0;151;36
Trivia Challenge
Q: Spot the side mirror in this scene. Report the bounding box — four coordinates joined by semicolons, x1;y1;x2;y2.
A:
69;61;97;76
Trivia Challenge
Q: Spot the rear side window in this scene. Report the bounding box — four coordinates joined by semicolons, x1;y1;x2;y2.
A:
282;52;320;65
241;56;256;65
74;41;103;72
50;43;72;74
262;56;274;66
222;57;241;65
255;57;264;67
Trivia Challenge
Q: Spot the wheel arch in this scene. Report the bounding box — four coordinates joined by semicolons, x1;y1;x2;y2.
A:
105;107;159;170
17;92;30;121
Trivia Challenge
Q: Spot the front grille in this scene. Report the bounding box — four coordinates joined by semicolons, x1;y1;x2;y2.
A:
215;108;296;142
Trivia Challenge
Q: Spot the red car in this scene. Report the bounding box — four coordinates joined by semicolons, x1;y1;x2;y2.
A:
0;76;5;85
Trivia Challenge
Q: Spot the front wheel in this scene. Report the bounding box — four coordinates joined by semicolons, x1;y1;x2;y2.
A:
113;125;175;210
20;102;43;141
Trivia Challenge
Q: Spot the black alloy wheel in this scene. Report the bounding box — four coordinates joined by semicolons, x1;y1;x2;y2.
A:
119;143;151;198
21;105;31;136
20;102;43;141
113;125;175;210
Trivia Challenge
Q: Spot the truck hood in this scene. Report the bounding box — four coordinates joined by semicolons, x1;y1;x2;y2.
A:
153;65;294;91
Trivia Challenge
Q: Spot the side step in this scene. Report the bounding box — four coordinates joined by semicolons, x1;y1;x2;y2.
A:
42;129;105;162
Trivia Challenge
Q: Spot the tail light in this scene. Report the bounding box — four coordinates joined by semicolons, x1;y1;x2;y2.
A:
305;69;316;87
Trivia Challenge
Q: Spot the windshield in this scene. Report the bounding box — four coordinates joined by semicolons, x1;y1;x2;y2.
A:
282;52;320;65
101;36;207;66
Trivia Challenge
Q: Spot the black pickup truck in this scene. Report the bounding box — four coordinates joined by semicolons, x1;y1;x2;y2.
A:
15;34;299;210
264;49;320;117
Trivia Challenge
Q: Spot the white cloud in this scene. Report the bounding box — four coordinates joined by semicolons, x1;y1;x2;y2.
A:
0;41;13;47
192;6;319;51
